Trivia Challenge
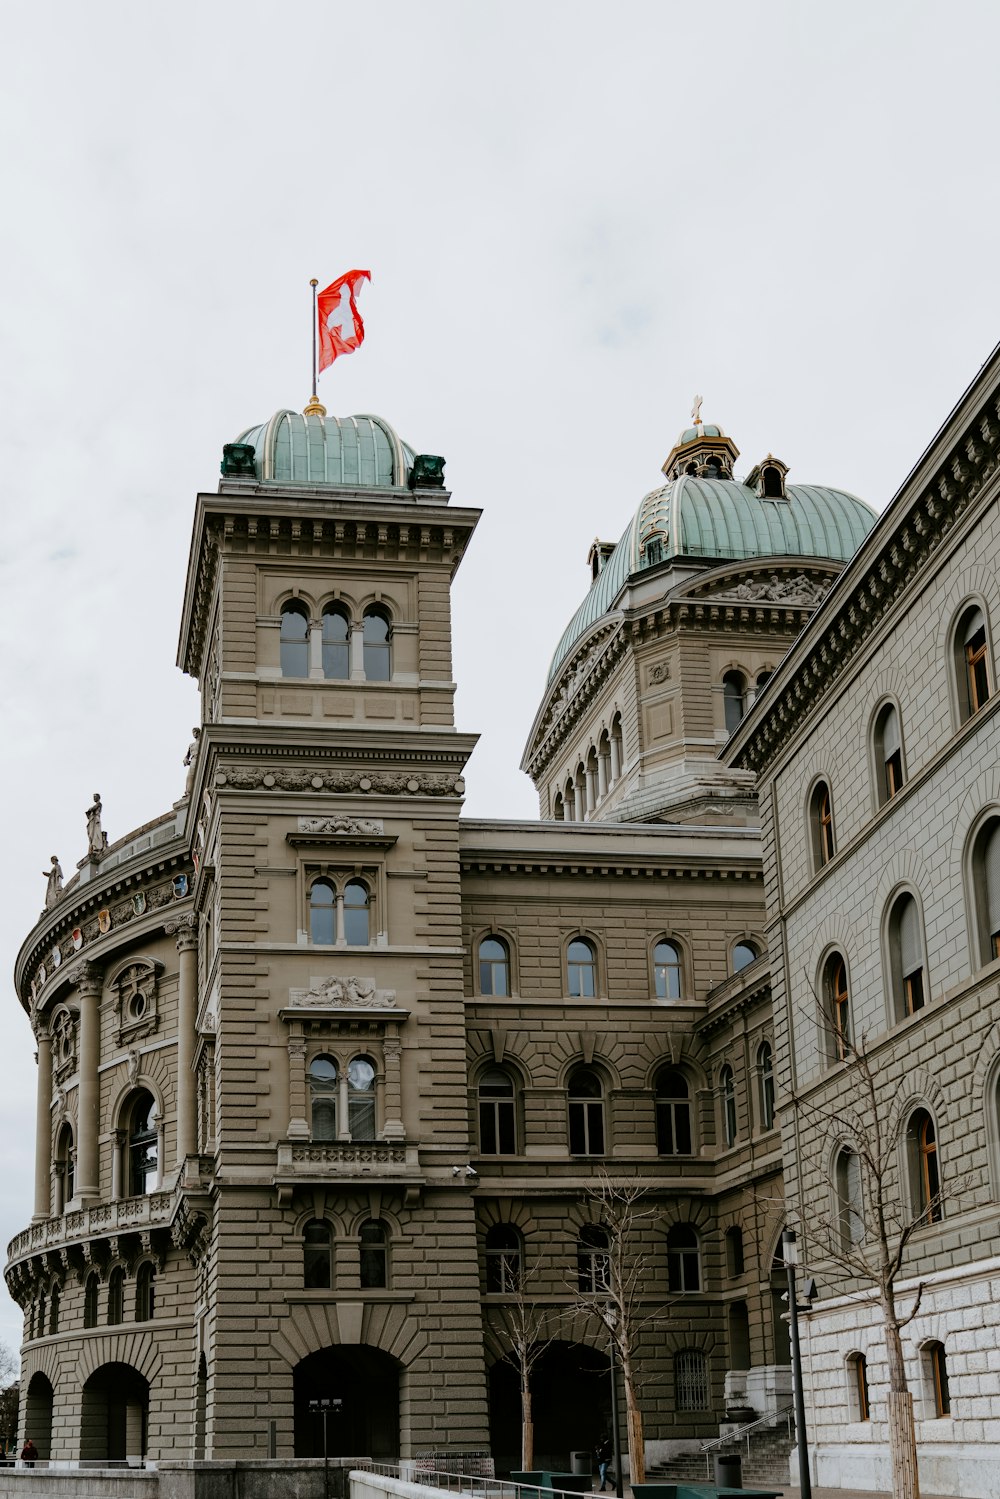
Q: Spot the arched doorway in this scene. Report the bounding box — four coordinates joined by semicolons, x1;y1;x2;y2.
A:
293;1346;400;1461
24;1372;53;1460
488;1341;611;1474
80;1363;149;1463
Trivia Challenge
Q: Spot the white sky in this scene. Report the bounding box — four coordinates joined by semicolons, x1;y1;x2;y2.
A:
2;0;999;1352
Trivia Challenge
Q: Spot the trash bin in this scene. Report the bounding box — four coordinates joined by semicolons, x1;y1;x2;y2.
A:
714;1451;742;1488
571;1451;593;1477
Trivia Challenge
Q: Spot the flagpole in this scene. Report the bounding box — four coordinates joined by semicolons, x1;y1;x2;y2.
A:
305;278;325;416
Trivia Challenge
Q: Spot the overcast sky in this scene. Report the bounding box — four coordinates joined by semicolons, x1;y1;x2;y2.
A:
2;0;999;1352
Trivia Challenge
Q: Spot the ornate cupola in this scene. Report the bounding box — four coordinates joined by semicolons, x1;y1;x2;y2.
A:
661;401;740;482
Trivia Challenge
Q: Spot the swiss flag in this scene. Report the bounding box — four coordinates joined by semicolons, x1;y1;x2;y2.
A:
317;269;371;372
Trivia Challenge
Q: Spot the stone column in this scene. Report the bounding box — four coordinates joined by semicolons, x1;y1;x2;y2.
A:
335;892;346;945
111;1129;125;1199
173;919;199;1168
597;750;609;800
381;1032;405;1141
287;1035;309;1139
585;765;597;816
610;731;622;783
350;622;365;680
309;620;323;678
74;963;103;1203
33;1027;53;1220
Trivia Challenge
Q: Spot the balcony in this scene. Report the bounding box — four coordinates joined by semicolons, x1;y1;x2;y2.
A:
7;1190;173;1269
273;1140;423;1204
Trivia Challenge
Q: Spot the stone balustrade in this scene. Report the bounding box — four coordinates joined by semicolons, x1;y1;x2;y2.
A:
7;1190;173;1266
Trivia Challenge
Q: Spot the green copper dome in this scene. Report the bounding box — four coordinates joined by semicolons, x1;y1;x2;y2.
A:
549;472;877;679
233;409;416;488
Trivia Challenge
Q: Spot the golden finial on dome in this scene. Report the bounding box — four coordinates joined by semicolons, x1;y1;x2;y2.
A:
303;396;327;416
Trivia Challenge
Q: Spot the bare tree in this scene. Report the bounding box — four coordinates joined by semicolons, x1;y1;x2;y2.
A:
791;995;974;1499
484;1254;561;1471
0;1344;18;1453
566;1173;671;1487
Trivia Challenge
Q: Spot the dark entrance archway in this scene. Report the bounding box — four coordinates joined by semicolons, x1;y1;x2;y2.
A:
488;1341;611;1475
293;1345;400;1461
24;1372;54;1460
80;1363;149;1463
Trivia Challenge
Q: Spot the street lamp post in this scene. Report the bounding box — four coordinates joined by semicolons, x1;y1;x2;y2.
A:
782;1229;812;1499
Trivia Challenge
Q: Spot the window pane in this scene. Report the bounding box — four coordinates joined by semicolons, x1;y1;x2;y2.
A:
360;1221;387;1288
343;881;370;945
348;1057;377;1140
733;942;758;972
479;937;510;996
363;612;391;680
322;608;350;679
309;881;336;945
654;941;682;1000
280;604;310;677
568;940;596;997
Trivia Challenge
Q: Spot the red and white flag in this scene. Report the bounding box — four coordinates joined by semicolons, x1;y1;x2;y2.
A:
317;269;371;371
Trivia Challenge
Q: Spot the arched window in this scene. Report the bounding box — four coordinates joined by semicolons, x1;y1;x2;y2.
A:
907;1109;942;1225
667;1225;701;1292
810;780;836;868
280;600;310;678
359;1220;388;1289
720;1065;737;1147
825;954;852;1061
479;936;510;996
343;880;370;945
567;938;597;998
309;1056;338;1141
887;892;926;1018
308;878;336;945
577;1225;610;1294
347;1057;377;1140
655;1070;693;1156
48;1284;60;1335
925;1341;950;1417
955;605;991;721
107;1266;125;1326
553;791;565;821
322;604;350;679
723;672;747;734
761;464;784;499
128;1091;158;1196
478;1068;517;1155
653;940;683;1001
873;703;904;805
56;1122;75;1209
758;1041;775;1131
835;1147;864;1248
84;1272;99;1329
756;670;773;691
970;816;1000;964
135;1261;155;1322
485;1224;521;1293
732;940;760;973
363;608;391;681
725;1226;745;1277
675;1350;708;1411
568;1068;606;1156
848;1353;870;1421
303;1220;333;1289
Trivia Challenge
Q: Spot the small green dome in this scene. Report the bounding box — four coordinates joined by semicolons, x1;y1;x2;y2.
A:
548;472;877;680
676;422;724;444
233;409;416;488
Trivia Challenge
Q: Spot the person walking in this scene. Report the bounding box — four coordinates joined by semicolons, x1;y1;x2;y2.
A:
596;1435;613;1492
20;1438;38;1467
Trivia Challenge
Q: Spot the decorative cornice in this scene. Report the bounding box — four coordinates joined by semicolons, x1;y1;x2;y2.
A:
214;765;464;796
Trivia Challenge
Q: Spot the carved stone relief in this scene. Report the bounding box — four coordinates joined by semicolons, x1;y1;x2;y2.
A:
112;962;160;1047
289;974;397;1009
215;767;462;796
297;815;385;835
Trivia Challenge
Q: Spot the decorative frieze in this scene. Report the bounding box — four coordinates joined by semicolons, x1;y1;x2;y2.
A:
215;765;463;796
289;974;398;1009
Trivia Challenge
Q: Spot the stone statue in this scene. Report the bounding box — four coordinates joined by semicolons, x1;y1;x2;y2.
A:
43;856;63;909
86;793;108;858
183;728;201;797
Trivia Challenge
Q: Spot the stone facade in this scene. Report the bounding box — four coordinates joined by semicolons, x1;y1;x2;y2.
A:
727;346;1000;1496
7;411;866;1472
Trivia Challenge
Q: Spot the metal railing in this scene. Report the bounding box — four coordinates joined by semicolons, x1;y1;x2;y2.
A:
354;1461;587;1499
700;1403;794;1465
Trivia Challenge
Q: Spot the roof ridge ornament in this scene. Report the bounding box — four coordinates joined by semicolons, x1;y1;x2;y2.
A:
691;394;703;427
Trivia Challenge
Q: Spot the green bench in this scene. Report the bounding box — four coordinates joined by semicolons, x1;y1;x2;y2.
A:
510;1470;592;1495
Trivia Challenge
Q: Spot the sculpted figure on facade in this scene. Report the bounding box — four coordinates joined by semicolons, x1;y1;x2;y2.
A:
42;856;63;909
85;793;107;858
293;974;397;1008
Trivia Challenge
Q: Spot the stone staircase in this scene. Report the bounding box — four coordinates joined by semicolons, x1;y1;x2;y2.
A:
647;1416;795;1487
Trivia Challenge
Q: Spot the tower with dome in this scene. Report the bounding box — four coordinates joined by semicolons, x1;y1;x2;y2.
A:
7;398;876;1477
